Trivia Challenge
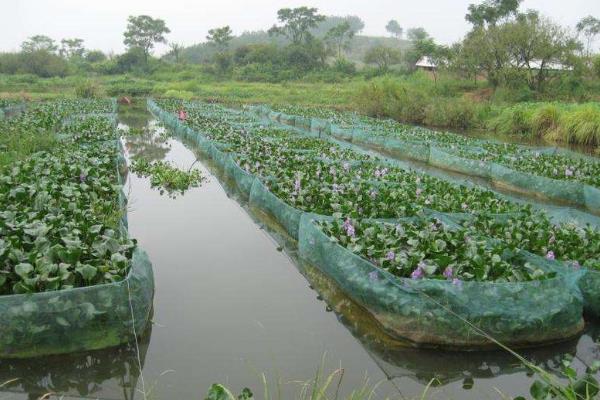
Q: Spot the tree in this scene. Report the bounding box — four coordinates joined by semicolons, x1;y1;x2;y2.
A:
312;16;365;37
168;43;184;63
460;10;579;90
325;21;355;58
123;15;170;63
268;7;326;44
593;55;600;78
85;50;107;63
59;38;85;59
20;51;68;77
407;27;430;42
576;16;600;58
21;35;58;53
504;12;580;91
386;20;403;39
405;28;434;65
115;47;146;73
206;26;233;53
466;0;522;27
364;46;401;72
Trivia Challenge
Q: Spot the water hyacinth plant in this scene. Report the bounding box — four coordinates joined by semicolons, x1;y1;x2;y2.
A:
0;103;135;296
318;218;552;282
154;99;600;279
131;158;205;197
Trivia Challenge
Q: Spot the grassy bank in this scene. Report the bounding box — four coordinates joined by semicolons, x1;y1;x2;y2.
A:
2;72;600;147
355;77;600;147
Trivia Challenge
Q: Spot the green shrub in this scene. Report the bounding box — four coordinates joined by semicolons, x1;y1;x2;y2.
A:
555;106;600;145
163;89;194;100
530;104;561;138
105;80;154;97
424;98;477;130
333;58;357;75
487;104;535;135
75;80;103;98
593;55;600;79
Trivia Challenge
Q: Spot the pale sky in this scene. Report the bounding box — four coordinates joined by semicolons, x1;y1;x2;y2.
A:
1;0;599;55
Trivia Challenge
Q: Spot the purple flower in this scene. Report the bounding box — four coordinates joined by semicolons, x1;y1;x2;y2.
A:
386;251;395;261
452;278;463;287
329;166;337;176
342;162;350;172
294;178;301;192
346;225;355;237
571;261;581;270
411;265;424;280
416;188;423;197
443;266;453;279
374;169;381;178
369;270;379;281
369;190;377;199
461;203;468;210
79;173;87;183
546;250;555;260
343;218;355;237
565;168;574;177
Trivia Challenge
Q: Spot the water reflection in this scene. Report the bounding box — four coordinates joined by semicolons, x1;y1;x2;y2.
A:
0;324;151;400
118;99;170;163
298;261;596;390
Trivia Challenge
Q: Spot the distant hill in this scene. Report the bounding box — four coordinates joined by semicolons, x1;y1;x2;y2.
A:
177;16;410;65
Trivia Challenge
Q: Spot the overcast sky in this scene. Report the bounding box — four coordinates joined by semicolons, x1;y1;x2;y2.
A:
1;0;599;55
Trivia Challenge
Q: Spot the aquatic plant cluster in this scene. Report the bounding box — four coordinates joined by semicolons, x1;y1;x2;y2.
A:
155;99;600;283
130;158;204;197
0;101;136;295
269;104;600;188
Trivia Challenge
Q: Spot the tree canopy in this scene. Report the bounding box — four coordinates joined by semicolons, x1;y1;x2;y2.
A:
577;16;600;57
386;20;403;39
123;15;170;62
325;22;355;58
268;7;326;44
206;26;234;53
465;0;522;26
21;35;58;53
60;38;85;59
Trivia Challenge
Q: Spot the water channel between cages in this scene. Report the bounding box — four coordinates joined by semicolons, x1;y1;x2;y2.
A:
1;104;600;400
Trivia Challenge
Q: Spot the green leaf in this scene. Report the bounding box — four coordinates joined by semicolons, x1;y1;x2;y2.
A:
205;384;231;400
76;264;98;281
15;263;33;278
529;380;550;400
238;388;253;400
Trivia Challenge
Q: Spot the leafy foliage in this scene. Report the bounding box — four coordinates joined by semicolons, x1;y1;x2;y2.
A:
123;15;170;61
131;158;204;197
0;103;135;295
318;218;551;282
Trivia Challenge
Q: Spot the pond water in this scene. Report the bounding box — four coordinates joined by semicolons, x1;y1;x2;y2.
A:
1;103;599;400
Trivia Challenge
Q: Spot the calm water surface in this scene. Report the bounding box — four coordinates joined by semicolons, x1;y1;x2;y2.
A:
1;104;599;400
